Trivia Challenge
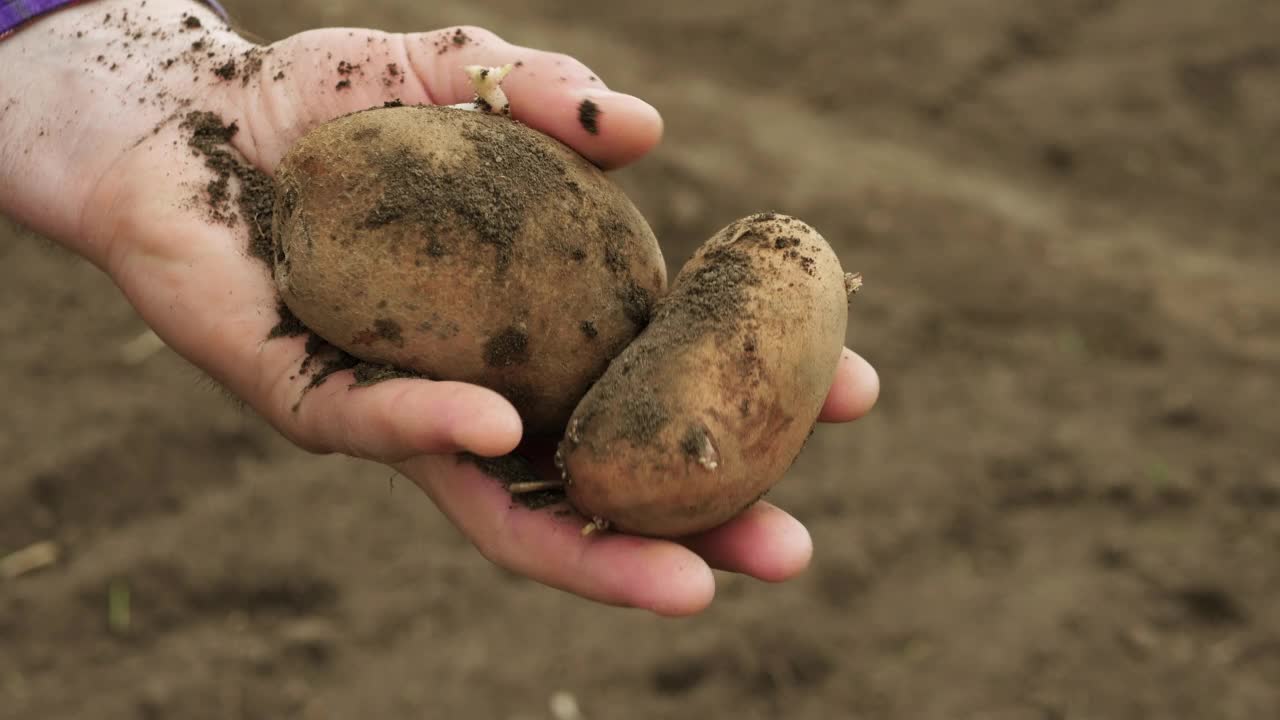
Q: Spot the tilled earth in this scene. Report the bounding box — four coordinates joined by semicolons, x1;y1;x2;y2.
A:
2;0;1278;718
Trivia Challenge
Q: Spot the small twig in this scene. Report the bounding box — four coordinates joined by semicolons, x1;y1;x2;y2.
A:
0;540;60;580
507;480;566;495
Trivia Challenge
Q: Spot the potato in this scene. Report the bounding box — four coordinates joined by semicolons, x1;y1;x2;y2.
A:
557;213;857;538
271;104;667;435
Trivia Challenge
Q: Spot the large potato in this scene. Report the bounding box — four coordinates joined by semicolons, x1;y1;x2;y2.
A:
271;105;667;435
557;213;856;537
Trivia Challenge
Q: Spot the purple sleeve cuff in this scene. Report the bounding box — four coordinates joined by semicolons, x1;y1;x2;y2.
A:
2;0;230;38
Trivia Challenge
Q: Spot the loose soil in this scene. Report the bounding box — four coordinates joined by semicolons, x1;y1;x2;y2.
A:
578;98;601;135
483;326;531;368
180;111;274;264
2;1;1277;718
461;453;567;510
350;362;428;386
353;106;571;274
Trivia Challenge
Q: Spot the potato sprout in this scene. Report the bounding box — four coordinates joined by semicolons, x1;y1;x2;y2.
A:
449;64;514;115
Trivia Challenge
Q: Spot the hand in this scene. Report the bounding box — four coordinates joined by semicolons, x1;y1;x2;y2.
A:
0;0;879;615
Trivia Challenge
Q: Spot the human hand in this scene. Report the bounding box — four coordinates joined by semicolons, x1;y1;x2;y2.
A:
0;0;879;615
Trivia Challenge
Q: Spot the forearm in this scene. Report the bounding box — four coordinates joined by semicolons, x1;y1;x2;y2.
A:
0;0;246;263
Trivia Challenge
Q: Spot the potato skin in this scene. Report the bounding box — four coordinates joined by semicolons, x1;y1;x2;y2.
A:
272;105;666;435
559;213;851;537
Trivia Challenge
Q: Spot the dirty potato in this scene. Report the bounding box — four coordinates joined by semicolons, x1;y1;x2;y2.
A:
271;104;667;435
557;213;858;538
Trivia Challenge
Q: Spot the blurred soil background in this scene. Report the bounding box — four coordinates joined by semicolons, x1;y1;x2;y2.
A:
2;0;1278;717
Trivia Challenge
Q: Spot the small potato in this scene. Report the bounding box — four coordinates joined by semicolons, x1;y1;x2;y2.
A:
272;104;667;435
558;213;857;537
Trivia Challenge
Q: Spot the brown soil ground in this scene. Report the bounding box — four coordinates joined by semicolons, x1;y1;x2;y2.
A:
3;0;1278;718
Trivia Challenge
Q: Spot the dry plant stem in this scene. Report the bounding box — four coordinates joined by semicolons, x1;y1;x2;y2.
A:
1;541;60;580
507;480;567;494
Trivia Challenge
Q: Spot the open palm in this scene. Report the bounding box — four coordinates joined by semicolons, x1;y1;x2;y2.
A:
1;1;878;615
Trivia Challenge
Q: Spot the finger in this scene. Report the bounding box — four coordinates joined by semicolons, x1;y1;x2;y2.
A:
405;27;663;169
399;454;716;616
818;347;880;423
279;362;523;462
237;27;661;174
680;501;813;582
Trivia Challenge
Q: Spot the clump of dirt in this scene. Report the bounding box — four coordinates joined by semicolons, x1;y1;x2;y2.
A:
653;246;755;334
484;326;531;368
179;111;359;392
237;48;267;86
351;362;429;386
359;108;569;273
373;319;404;346
578;99;601;135
617;280;655;328
600;214;635;274
431;28;473;55
268;301;309;339
304;357;360;393
301;342;362;392
382;63;404;88
180;111;276;264
213;59;237;80
680;424;710;460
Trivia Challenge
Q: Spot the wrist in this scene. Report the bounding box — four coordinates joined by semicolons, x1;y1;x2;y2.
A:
0;0;250;261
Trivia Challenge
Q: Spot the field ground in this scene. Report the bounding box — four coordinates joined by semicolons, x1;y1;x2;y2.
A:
2;0;1278;717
